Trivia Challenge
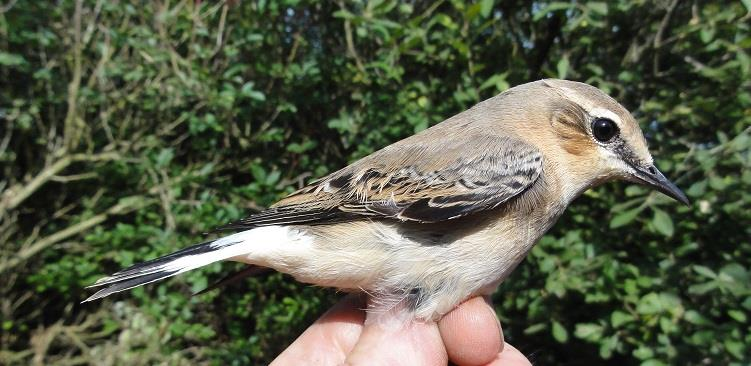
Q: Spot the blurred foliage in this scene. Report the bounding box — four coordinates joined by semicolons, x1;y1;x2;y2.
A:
0;0;749;364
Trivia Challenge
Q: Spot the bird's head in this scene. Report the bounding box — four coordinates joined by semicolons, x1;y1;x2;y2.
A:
521;79;688;205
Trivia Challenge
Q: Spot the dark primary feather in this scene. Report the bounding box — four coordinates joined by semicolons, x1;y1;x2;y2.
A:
216;207;360;231
218;135;543;230
88;240;219;288
82;239;243;302
83;270;181;302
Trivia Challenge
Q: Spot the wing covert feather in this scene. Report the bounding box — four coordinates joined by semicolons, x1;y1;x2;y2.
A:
221;135;542;229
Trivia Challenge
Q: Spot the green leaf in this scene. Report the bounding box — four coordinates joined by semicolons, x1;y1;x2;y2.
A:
700;27;715;44
636;292;682;315
587;2;608;15
685;180;706;197
610;206;644;228
154;148;174;168
479;73;510;92
250;164;266;182
551;320;569;343
652;208;674;237
574;323;603;341
692;265;717;279
241;82;266;101
683;310;711;325
743;297;751;311
557;57;570;79
599;335;618;359
332;9;355;19
641;360;668;366
610;310;633;328
725;339;744;359
0;52;26;66
523;323;547;335
633;346;654;360
727;310;747;323
719;263;749;283
480;0;494;18
625;185;647;197
265;170;281;185
688;282;718;295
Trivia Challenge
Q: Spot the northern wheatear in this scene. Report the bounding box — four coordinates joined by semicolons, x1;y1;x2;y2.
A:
84;79;688;320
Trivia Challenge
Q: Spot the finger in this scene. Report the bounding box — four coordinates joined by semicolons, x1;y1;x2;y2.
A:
438;296;503;366
486;342;533;366
345;301;448;366
271;293;366;366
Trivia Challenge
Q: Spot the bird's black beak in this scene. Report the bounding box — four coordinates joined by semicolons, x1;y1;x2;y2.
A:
629;162;689;205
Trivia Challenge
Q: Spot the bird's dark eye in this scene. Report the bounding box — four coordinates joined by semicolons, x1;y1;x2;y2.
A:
592;118;619;142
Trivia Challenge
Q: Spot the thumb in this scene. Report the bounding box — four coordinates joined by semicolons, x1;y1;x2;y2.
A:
345;299;448;366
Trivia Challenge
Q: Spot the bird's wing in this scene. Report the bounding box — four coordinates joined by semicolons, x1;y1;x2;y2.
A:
218;134;542;229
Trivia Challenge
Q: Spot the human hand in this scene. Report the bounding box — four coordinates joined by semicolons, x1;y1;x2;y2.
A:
271;294;532;366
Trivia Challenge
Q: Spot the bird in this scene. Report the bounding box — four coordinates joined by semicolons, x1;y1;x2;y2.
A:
83;79;688;320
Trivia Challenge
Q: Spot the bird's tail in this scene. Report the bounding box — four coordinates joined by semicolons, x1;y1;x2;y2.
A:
82;227;290;302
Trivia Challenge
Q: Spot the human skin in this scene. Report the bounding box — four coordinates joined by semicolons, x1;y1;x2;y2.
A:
271;295;532;366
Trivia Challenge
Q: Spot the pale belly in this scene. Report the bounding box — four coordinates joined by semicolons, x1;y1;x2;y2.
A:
243;211;550;320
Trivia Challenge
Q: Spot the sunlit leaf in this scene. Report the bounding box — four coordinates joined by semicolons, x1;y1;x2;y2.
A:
652;208;674;237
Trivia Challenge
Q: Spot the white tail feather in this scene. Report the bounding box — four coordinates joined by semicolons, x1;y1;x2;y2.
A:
83;226;303;302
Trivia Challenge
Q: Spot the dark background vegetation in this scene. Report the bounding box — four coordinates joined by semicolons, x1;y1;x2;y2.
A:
1;0;749;364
